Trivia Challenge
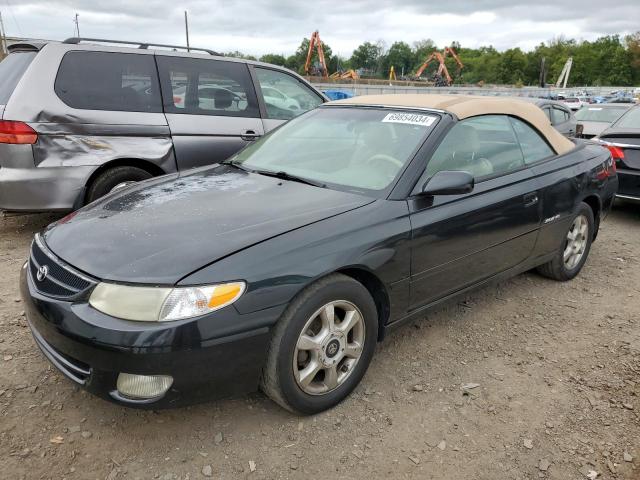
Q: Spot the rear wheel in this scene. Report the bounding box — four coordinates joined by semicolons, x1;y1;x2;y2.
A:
85;166;153;204
537;202;594;281
261;274;378;414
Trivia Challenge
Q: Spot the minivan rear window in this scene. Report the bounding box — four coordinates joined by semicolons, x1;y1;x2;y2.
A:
0;52;37;105
55;51;162;113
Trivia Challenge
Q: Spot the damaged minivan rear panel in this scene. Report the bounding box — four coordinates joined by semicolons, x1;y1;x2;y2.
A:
0;39;326;212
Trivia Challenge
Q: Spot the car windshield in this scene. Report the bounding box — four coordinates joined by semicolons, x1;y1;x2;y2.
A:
614;107;640;129
575;106;628;123
230;107;439;193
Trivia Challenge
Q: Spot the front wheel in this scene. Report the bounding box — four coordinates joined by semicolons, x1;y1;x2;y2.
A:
537;202;594;281
261;274;378;414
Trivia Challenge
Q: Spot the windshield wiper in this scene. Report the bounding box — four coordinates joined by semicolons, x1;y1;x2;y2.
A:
251;169;326;188
220;160;249;171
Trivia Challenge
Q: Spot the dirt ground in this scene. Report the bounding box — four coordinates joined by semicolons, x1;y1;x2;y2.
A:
1;203;639;480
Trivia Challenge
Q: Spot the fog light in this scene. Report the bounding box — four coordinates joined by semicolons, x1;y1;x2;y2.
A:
116;373;173;399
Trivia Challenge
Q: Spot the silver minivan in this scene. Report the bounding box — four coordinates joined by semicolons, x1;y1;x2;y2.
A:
0;38;327;211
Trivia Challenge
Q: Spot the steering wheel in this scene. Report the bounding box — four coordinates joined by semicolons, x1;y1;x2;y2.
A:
365;154;404;169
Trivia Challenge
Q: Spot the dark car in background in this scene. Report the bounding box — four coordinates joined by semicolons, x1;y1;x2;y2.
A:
0;38;326;212
518;98;576;137
535;99;577;137
21;94;617;414
597;104;640;201
575;103;632;138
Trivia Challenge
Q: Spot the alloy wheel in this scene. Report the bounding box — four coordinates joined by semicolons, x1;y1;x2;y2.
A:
563;214;589;269
293;300;366;395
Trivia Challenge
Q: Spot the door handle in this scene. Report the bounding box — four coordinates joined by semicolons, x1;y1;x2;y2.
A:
241;130;261;141
523;192;538;207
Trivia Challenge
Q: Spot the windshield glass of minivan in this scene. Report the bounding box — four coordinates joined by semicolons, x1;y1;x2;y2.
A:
0;52;37;104
231;107;439;192
615;107;640;129
575;106;628;123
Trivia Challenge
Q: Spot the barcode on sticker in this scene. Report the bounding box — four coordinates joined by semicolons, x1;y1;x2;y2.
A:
382;113;436;126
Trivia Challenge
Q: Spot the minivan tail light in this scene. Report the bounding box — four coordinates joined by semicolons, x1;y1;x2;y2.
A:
0;120;38;144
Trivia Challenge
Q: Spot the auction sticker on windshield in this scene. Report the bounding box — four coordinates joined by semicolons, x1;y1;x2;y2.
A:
382;112;437;127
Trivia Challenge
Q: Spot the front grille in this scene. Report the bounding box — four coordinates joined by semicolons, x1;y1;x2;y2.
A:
29;235;95;299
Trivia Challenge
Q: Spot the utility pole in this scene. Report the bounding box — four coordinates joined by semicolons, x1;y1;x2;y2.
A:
73;13;80;37
0;11;8;57
184;11;190;51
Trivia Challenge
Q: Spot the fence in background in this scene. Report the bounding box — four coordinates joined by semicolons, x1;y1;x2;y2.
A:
313;83;634;98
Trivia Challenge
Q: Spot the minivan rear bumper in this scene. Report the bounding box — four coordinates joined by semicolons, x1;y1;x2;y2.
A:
0;164;92;211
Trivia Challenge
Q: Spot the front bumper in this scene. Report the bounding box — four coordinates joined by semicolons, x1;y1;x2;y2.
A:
616;168;640;201
20;264;282;408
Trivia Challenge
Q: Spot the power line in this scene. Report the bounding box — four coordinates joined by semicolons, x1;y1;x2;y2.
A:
3;0;22;36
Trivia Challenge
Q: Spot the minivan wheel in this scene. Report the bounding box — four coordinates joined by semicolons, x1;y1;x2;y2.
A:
537;202;594;281
86;166;153;204
261;273;378;414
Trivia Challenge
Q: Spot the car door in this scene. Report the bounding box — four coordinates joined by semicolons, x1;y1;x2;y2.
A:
551;106;576;137
251;66;325;133
156;54;264;171
408;115;542;310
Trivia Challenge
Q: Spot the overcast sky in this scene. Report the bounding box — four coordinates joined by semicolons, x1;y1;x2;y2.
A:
1;0;637;57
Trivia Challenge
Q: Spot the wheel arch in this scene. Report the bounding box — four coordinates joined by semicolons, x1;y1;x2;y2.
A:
83;159;166;203
581;194;601;240
335;267;391;342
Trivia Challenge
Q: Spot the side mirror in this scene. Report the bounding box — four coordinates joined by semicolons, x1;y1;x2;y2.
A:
575;123;584;138
421;170;474;196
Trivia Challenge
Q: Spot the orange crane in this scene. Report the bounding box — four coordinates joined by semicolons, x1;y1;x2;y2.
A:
304;30;329;78
414;47;464;86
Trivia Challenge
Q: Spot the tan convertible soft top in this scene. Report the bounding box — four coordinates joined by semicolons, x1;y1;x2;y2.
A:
329;94;575;155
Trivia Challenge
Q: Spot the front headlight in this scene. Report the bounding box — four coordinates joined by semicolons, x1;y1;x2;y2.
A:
89;281;246;322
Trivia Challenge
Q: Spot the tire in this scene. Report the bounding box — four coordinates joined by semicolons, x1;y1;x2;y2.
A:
537;202;594;281
85;166;153;204
261;273;378;414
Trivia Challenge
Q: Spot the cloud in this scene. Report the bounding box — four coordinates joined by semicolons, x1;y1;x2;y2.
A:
2;0;637;57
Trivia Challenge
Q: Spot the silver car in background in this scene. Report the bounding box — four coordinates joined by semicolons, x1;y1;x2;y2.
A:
0;38;326;212
574;103;633;139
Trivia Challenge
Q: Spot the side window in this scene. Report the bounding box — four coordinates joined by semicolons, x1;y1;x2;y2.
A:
55;52;161;112
156;56;259;118
255;68;323;120
424;115;525;180
551;107;568;124
542;107;552;123
510;117;555;164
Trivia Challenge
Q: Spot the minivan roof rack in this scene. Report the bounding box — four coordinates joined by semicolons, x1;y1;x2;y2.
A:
62;37;221;56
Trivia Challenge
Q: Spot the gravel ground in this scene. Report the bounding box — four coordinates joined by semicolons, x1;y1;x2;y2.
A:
1;203;639;480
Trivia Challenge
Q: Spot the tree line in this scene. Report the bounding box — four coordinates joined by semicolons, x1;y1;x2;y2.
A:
228;33;640;87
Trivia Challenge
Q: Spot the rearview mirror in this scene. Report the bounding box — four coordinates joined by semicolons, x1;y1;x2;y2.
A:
421;170;474;196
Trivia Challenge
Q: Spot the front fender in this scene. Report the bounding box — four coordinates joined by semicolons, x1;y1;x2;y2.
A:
179;200;412;321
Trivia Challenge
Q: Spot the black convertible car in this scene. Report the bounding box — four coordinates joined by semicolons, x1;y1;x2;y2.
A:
595;104;640;201
22;95;617;414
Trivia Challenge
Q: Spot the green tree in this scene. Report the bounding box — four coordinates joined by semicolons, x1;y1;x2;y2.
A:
259;54;287;66
381;41;413;77
350;41;383;71
225;51;257;61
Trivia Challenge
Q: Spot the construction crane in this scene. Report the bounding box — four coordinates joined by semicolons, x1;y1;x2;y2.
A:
414;47;464;86
304;30;328;79
555;57;573;89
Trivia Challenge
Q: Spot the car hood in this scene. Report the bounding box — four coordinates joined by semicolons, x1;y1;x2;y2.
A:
43;165;374;284
579;121;609;136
